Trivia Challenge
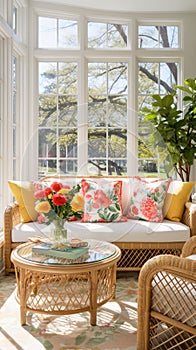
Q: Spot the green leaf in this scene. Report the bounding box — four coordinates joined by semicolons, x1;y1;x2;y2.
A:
108;205;117;212
162;94;174;107
183;96;193;101
175;86;192;94
109;213;119;221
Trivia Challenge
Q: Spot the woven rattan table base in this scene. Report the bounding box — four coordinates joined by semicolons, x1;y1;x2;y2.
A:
11;242;121;326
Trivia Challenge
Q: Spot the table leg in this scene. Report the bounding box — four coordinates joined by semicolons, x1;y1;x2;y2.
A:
19;269;27;325
90;270;98;326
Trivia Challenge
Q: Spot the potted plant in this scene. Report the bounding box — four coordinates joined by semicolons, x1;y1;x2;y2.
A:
143;78;196;182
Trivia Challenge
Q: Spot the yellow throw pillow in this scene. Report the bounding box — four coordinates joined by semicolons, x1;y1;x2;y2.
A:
8;180;38;223
164;181;195;222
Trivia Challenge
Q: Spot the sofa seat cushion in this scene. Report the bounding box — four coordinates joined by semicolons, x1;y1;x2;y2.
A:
11;219;190;243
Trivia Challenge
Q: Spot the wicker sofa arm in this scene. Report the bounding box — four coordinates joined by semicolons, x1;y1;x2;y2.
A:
137;253;196;349
4;202;22;274
182;201;196;236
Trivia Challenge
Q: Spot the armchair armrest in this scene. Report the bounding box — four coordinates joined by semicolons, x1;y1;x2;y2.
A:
137;254;196;349
181;235;196;257
182;201;196;236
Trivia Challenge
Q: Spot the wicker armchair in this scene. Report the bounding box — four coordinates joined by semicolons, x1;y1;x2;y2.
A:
137;235;196;349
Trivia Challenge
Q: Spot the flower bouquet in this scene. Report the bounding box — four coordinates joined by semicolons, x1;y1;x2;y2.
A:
34;181;84;242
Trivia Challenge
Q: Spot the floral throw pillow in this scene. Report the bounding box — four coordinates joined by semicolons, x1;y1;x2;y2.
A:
127;176;171;222
81;179;125;223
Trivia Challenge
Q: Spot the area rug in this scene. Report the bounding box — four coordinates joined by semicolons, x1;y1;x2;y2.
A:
0;272;138;350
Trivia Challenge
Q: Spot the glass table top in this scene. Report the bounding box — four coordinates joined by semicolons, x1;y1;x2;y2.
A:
17;239;118;266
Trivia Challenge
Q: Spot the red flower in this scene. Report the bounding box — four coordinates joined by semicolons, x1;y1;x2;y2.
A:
52;193;66;206
51;182;62;192
44;187;52;197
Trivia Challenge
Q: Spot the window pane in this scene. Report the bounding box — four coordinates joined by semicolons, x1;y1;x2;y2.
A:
138;60;179;177
39;17;57;48
88;61;127;175
88;22;127;48
88;96;107;127
39;129;57;158
59;19;78;48
59;128;78;158
58;62;77;94
12;56;17;177
13;6;17;33
39;95;57;126
108;62;127;94
88;130;106;158
138;25;179;48
138;26;158;48
58;96;77;127
138;62;159;94
38;61;78;176
38;17;78;48
38;159;57;177
59;160;77;174
39;62;57;94
108;96;127;127
108;129;126;158
160;26;178;48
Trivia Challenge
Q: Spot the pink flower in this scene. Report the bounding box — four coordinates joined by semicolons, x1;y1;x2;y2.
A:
92;202;100;209
37;214;46;223
33;182;43;191
131;205;139;216
82;212;92;222
34;189;46;199
140;197;158;220
93;190;112;208
81;180;90;194
62;184;71;190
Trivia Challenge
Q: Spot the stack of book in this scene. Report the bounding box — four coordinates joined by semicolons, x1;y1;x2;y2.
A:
32;242;89;260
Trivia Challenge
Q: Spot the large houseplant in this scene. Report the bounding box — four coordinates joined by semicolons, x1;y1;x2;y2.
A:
143;78;196;182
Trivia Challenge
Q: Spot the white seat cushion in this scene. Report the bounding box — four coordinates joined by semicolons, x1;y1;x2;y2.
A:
12;219;190;243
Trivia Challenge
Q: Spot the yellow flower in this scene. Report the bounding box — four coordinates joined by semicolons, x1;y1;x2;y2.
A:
70;193;84;212
35;201;51;213
58;188;70;195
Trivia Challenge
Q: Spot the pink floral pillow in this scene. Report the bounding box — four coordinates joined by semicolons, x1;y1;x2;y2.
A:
81;179;126;223
127;176;171;222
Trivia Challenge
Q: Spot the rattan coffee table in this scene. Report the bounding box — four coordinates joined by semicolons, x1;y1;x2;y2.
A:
11;239;121;326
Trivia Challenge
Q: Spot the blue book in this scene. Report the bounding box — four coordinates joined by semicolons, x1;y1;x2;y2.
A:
32;242;89;260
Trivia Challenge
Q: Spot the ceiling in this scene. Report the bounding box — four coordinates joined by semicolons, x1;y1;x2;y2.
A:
33;0;196;12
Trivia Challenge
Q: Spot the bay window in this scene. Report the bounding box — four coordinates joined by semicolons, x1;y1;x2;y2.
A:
36;15;181;177
0;0;192;228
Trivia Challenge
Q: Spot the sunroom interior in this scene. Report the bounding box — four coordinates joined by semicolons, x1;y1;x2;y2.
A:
0;0;196;230
0;1;196;349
